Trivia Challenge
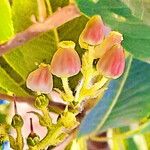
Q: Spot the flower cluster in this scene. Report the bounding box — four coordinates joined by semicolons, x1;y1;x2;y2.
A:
25;15;126;149
5;15;126;150
26;15;125;95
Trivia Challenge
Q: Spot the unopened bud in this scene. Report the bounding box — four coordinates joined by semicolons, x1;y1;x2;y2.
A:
79;15;105;49
27;118;40;147
97;44;125;79
94;31;123;58
51;41;81;78
26;64;53;94
35;95;49;110
27;135;40;147
11;99;23;128
11;114;24;128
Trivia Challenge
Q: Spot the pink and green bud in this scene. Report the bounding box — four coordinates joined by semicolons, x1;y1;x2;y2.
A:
27;118;40;147
94;31;123;58
51;41;81;78
26;64;53;93
79;15;105;49
97;44;125;79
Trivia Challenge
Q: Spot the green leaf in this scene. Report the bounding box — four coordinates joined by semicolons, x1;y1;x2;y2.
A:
0;0;14;44
78;55;150;137
0;0;87;96
122;0;150;25
76;0;150;60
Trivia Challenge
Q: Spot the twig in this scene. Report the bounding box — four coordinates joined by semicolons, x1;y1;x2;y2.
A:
0;93;65;112
0;4;81;55
0;93;34;104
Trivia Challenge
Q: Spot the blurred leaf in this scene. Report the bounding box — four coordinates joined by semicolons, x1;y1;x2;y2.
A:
119;126;138;150
76;0;150;60
0;103;10;123
144;133;150;149
79;55;150;137
0;0;87;96
0;0;14;44
122;0;150;25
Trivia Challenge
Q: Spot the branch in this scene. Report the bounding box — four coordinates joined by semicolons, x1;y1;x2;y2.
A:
0;4;81;55
0;93;66;112
0;93;34;104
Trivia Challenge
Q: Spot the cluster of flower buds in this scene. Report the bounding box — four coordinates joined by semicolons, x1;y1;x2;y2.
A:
26;15;125;98
26;41;81;94
23;14;126;150
79;15;125;79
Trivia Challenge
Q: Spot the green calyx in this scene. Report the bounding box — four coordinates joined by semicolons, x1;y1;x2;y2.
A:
60;112;79;128
27;133;40;147
58;41;75;49
35;95;49;110
11;114;24;128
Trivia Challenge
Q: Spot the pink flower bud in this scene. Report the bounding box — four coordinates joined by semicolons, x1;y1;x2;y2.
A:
51;41;81;78
26;64;53;93
96;44;125;79
79;15;105;49
94;31;123;58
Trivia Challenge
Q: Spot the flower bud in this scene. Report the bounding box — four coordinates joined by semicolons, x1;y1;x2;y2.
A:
27;118;40;147
79;15;105;49
26;64;53;94
11;114;24;128
27;134;40;147
51;41;81;78
97;44;125;79
34;95;49;110
94;31;123;58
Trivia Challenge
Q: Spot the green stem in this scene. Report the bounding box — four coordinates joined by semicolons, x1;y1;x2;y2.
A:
41;108;52;128
37;0;47;22
89;76;108;92
45;0;52;14
75;46;95;102
31;125;63;150
45;0;59;45
91;126;143;143
120;128;141;139
16;128;23;150
61;77;74;102
83;46;94;87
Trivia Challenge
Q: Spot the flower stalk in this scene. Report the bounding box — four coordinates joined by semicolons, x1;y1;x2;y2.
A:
30;125;63;150
61;77;74;102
